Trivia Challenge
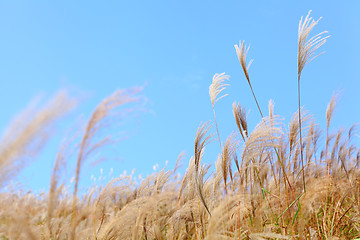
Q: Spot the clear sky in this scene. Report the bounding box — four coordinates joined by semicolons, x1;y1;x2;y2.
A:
0;1;359;192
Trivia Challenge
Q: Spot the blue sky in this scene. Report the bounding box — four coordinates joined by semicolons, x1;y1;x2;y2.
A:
0;1;359;192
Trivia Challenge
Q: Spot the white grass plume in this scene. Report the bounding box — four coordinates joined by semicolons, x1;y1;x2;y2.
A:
234;40;253;84
298;10;329;79
209;73;230;108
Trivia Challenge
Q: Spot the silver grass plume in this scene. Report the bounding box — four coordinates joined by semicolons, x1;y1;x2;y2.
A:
194;122;213;215
209;72;230;108
234;40;263;118
209;73;230;149
297;10;329;191
298;10;329;79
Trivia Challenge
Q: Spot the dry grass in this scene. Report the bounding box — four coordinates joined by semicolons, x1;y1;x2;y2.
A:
1;11;359;240
0;90;76;186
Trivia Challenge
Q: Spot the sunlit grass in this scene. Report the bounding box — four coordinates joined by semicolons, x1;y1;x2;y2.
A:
0;11;359;240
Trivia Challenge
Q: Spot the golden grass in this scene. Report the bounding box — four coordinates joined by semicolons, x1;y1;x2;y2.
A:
1;11;359;240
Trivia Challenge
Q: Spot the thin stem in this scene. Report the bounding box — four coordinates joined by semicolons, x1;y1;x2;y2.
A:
326;126;330;176
326;129;328;175
212;107;222;150
248;83;264;119
298;77;306;192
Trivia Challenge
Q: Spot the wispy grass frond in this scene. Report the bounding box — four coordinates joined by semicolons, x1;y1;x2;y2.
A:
0;90;76;186
326;93;340;129
194;122;213;172
298;10;329;79
210;73;229;150
72;87;143;194
194;122;213;216
297;10;328;192
178;156;196;202
221;133;238;193
233;102;248;141
268;100;274;120
234;40;253;84
325;93;340;175
209;72;230;108
195;163;212;216
235;40;264;118
48;137;75;237
288;108;311;153
71;87;144;240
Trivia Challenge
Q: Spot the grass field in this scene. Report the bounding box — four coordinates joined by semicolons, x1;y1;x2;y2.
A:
0;11;359;240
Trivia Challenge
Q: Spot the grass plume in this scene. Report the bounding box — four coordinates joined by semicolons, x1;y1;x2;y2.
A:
70;87;143;240
297;10;329;191
209;72;230;150
0;90;76;186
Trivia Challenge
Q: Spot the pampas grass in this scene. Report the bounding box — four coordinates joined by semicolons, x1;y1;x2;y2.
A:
70;87;143;240
0;11;359;240
297;10;329;190
209;72;230;149
0;90;76;186
234;41;262;118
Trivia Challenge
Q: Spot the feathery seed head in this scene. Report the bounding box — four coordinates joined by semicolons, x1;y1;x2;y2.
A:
221;133;238;188
209;72;230;108
234;40;253;84
233;102;248;141
298;10;329;80
268;99;275;119
326;93;339;129
194;122;213;172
